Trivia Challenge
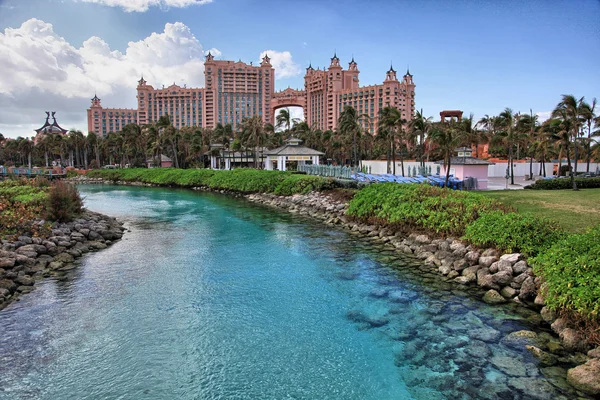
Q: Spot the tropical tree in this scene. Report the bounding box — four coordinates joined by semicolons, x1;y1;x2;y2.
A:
276;108;292;133
580;98;597;172
379;106;406;175
430;120;465;187
241;116;265;168
410;109;433;167
552;95;585;190
339;106;369;168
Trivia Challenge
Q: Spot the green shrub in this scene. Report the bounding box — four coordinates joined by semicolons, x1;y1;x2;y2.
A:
526;177;600;190
463;211;563;256
274;175;334;195
532;226;600;321
85;168;333;195
346;183;508;236
46;181;83;222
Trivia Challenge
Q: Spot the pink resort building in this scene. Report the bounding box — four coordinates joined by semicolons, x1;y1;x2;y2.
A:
87;53;415;136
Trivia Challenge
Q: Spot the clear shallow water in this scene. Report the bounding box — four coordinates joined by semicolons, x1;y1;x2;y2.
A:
0;185;576;399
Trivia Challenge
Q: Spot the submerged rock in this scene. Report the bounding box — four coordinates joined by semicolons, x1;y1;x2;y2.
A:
526;345;558;366
567;358;600;395
483;289;506;304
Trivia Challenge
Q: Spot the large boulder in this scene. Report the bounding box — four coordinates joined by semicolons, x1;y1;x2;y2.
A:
483;289;506;304
567;358;600;395
492;270;513;286
500;253;521;263
512;260;528;275
518;277;537;301
526;345;557;366
560;328;587;352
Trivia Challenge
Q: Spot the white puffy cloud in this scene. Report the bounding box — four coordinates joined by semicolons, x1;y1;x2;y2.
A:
0;19;217;138
203;48;222;58
78;0;213;13
259;50;301;80
536;111;552;123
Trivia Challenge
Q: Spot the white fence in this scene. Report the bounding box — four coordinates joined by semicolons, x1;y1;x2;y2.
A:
361;160;600;178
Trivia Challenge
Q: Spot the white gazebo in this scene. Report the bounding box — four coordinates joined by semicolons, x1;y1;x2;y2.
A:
263;138;324;171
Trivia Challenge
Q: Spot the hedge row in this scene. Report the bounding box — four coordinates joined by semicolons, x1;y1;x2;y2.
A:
346;183;510;237
532;226;600;322
346;184;562;256
85;168;335;195
526;177;600;190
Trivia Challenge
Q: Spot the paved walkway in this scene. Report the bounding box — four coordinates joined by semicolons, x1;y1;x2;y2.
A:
485;176;538;190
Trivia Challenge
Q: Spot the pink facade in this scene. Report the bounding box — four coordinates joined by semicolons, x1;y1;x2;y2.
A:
303;55;415;133
440;165;491;190
87;53;415;137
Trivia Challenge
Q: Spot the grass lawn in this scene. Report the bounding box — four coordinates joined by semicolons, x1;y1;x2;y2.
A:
481;188;600;233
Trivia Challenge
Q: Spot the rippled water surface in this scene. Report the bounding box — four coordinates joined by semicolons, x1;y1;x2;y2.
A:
0;185;579;399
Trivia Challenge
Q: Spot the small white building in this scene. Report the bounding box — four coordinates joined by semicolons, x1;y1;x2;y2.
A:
263;138;324;171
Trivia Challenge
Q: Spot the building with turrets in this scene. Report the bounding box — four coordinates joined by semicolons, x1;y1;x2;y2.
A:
34;111;69;143
87;53;414;136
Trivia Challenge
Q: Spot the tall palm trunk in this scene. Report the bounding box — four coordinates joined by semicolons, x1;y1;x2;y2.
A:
572;133;578;191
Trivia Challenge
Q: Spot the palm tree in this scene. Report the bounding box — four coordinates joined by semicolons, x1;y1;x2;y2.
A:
516;110;539;179
18;138;34;169
276;108;292;133
242;116;264;168
496;108;524;185
339;106;369;168
552;95;585;190
379;106;406;175
410;109;432;167
580;98;597;173
430;120;465;187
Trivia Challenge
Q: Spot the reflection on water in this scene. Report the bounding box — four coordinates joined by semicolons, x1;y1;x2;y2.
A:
0;185;580;399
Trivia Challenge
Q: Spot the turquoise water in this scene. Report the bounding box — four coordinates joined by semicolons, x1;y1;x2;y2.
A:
0;185;574;399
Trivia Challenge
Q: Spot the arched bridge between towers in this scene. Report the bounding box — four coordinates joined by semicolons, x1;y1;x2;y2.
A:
270;88;306;124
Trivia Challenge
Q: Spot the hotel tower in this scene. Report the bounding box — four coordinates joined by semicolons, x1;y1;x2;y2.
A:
88;53;414;136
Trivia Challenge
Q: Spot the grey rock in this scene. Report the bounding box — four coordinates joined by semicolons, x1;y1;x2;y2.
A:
560;328;587;352
496;259;513;274
438;265;451;275
0;279;17;292
500;253;521;264
507;377;558;399
492;270;513;286
483;289;506;304
489;261;500;274
491;355;528;377
588;347;600;359
551;318;568;335
567;358;600;396
478;255;498;268
414;234;430;244
482;248;499;257
500;286;517;298
512;260;528;275
501;330;540;350
513;272;528;285
540;307;557;323
464;251;480;265
0;257;15;269
519;277;537;301
53;253;74;263
526;346;558;367
470;327;501;343
15;275;34;286
453;259;468;271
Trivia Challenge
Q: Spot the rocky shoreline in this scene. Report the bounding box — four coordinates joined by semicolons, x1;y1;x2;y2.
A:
71;176;600;396
0;209;125;310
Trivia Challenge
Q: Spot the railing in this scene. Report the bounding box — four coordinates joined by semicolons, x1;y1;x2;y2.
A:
297;164;356;179
0;167;65;178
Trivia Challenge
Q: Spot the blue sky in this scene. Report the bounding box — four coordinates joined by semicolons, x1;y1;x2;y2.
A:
0;0;598;138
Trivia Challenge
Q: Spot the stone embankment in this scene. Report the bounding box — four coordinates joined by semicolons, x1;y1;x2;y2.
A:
247;191;600;397
0;210;125;310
